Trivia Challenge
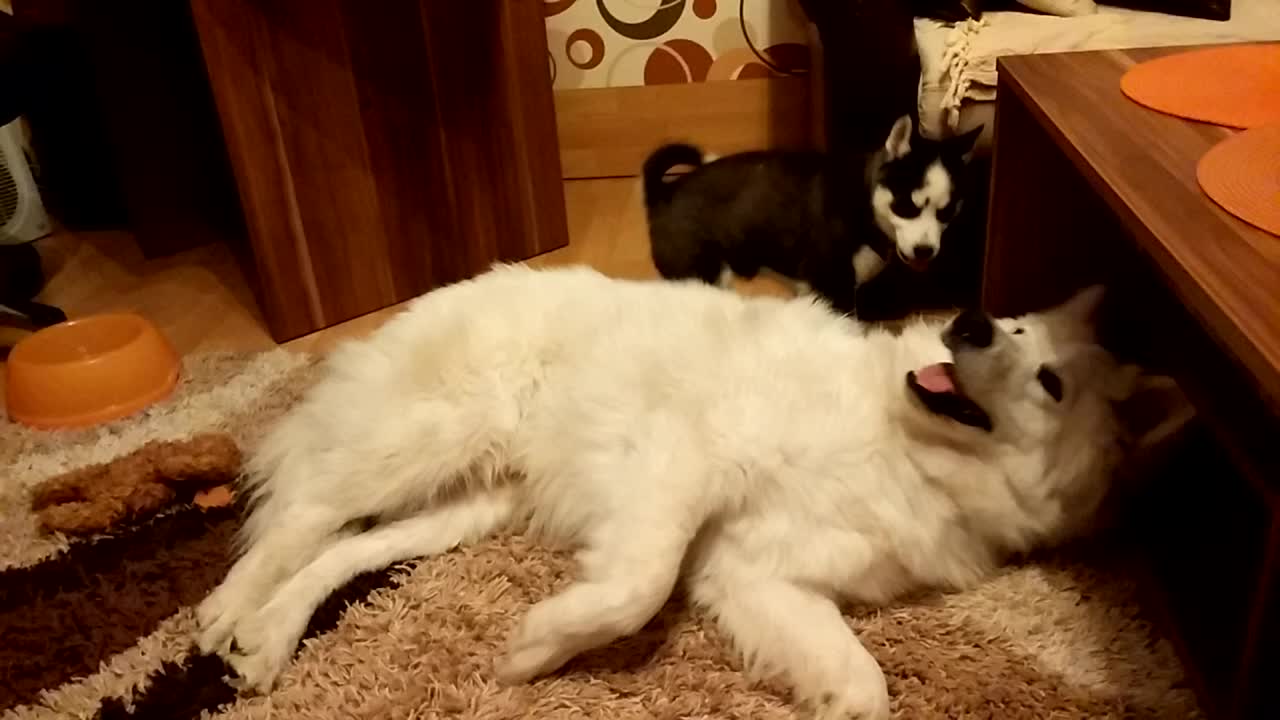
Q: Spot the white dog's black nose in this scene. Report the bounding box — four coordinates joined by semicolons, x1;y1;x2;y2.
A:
911;244;935;261
947;310;994;349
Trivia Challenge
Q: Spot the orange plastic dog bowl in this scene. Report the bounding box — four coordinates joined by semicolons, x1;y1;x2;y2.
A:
5;313;181;429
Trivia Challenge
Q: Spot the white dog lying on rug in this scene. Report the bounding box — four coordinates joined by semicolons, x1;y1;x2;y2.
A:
197;265;1151;719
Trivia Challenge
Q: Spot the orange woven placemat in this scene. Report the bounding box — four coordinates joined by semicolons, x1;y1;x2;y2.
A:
1197;123;1280;237
1121;43;1280;129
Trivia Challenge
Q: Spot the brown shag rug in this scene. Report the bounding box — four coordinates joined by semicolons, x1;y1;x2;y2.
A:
1;350;1203;719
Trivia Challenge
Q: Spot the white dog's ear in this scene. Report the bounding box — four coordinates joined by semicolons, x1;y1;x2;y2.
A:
946;124;984;163
1057;285;1106;323
885;115;913;160
1113;373;1195;498
1114;373;1195;450
1106;363;1142;400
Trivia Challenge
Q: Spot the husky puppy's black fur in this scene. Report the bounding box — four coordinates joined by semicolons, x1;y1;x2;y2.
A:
643;118;981;316
643;143;869;314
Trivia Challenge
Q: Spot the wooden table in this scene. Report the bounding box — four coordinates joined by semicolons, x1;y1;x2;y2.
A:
983;46;1280;720
188;1;569;342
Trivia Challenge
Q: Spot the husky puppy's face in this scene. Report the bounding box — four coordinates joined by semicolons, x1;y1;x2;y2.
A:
906;286;1139;438
871;116;983;271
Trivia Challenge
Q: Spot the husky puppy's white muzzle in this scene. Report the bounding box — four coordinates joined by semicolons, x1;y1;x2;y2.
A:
893;216;943;272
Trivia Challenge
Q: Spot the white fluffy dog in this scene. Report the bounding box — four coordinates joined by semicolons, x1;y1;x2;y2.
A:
197;265;1148;719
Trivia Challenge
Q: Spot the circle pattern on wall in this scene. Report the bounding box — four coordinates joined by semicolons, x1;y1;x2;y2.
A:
545;0;811;89
567;28;606;70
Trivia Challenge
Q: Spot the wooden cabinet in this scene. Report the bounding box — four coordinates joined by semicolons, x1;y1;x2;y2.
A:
189;0;568;341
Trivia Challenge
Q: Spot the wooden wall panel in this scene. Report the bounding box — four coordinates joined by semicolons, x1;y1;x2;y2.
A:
189;0;568;342
339;2;457;292
554;77;811;179
418;1;569;278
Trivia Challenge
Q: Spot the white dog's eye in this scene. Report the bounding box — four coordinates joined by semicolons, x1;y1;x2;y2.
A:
1012;328;1025;335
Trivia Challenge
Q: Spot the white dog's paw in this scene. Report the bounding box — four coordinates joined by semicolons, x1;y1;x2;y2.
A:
495;615;576;686
223;604;305;694
812;681;892;720
196;587;244;656
494;640;561;685
815;695;891;720
226;647;289;695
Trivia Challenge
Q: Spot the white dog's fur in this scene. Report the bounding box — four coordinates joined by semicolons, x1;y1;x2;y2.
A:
197;265;1144;719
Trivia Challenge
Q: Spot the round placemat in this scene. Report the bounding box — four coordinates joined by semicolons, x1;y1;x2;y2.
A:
1197;123;1280;237
1121;44;1280;129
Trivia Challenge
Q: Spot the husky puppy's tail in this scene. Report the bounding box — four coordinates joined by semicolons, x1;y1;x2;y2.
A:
642;143;704;210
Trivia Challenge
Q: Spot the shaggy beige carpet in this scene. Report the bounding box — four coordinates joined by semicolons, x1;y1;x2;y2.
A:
1;350;1203;719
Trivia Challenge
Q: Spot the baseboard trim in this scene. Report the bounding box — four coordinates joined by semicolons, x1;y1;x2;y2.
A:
554;77;812;179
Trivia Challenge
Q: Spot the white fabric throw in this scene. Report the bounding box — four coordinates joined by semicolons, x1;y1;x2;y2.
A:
916;0;1280;134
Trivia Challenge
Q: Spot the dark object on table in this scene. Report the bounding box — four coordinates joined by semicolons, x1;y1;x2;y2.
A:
911;0;986;21
1101;0;1230;22
907;0;1231;21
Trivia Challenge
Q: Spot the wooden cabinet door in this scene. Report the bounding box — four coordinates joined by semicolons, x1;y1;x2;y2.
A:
190;0;568;341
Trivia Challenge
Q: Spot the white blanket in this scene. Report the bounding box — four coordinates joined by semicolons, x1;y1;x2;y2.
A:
915;0;1280;137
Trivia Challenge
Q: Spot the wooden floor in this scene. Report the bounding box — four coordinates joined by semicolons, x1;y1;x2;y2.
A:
22;178;793;358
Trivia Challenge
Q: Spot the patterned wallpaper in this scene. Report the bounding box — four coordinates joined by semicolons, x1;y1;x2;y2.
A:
545;0;811;90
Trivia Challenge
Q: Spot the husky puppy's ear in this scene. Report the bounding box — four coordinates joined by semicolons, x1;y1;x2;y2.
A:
884;115;913;160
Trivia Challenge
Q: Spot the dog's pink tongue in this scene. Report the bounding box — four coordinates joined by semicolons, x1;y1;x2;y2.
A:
915;363;956;393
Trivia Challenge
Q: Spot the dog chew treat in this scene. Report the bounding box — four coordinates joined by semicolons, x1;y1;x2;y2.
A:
30;432;242;535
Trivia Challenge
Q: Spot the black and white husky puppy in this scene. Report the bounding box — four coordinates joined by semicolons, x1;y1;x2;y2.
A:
643;116;982;315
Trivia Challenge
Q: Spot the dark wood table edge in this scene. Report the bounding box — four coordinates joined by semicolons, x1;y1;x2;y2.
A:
992;50;1280;503
996;48;1280;416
